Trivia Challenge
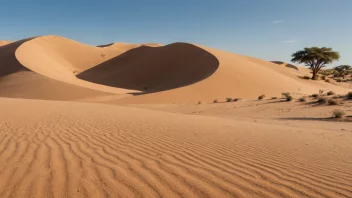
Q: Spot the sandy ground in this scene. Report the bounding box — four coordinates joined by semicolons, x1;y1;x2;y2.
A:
0;36;352;198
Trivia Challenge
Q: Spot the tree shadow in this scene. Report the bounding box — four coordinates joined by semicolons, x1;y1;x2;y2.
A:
77;42;219;95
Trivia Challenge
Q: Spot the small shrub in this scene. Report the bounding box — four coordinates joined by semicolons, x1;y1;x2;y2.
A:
197;101;202;105
317;97;328;104
347;92;352;100
327;91;335;96
233;98;240;102
258;94;266;100
213;99;218;103
336;79;342;82
271;97;278;100
319;89;325;95
298;97;306;102
282;92;291;97
302;76;310;80
333;109;345;118
325;79;331;83
328;99;338;105
311;94;319;98
321;76;326;80
286;95;293;101
226;97;233;102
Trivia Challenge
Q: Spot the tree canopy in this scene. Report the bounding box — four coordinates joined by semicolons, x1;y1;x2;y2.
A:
291;47;340;80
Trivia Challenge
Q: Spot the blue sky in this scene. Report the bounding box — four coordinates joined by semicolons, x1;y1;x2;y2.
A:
0;0;351;67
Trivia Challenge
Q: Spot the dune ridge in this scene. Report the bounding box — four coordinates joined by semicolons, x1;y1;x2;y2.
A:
0;98;351;198
0;35;349;103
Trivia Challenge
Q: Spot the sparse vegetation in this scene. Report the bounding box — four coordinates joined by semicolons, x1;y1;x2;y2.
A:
327;91;335;96
213;99;218;103
291;47;340;80
319;89;325;95
317;97;328;104
226;97;233;102
281;92;292;101
336;79;342;82
258;94;266;100
347;92;352;100
302;76;310;80
328;99;339;105
197;101;202;105
311;94;319;98
333;65;351;77
271;97;278;100
333;109;345;118
325;79;331;83
298;97;306;102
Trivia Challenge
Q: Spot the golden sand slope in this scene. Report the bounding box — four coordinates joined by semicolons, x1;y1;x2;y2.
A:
1;35;350;103
0;97;351;198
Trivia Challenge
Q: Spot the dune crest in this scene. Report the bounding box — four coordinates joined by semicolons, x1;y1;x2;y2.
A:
78;43;220;93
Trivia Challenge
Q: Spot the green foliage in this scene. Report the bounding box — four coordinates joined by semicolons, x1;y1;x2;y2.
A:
333;65;351;77
291;47;340;80
333;109;345;118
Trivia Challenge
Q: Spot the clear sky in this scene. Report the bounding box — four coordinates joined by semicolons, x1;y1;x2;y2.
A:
0;0;351;67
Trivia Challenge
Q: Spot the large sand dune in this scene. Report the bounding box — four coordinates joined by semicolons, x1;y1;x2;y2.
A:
1;35;352;198
0;98;351;198
0;35;349;103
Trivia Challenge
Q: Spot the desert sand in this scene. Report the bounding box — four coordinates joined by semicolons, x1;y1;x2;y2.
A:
0;35;351;198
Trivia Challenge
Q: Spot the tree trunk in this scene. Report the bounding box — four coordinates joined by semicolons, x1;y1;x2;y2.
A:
312;70;317;80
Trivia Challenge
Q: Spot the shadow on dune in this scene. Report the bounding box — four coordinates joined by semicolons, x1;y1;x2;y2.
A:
271;61;298;71
77;42;219;94
0;37;36;78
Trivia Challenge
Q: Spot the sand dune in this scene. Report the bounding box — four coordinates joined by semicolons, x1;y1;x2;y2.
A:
78;43;219;93
0;35;348;103
0;98;351;198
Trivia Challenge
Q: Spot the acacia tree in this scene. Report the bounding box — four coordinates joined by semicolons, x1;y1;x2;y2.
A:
291;47;340;80
333;65;351;78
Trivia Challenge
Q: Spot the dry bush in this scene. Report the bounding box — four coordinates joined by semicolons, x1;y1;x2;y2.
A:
226;97;233;102
213;99;218;103
327;91;335;96
258;94;266;100
328;99;339;105
317;97;328;104
333;109;345;118
298;97;306;102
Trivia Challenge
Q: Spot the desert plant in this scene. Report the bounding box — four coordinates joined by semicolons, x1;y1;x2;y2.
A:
233;98;240;102
258;94;266;100
347;92;352;100
226;97;233;102
298;97;306;102
325;79;331;83
286;95;293;101
271;97;278;100
311;94;319;98
302;76;311;80
319;89;325;95
281;92;292;101
336;79;342;82
333;65;351;77
213;99;218;103
291;47;340;80
327;91;335;96
317;97;328;104
328;99;339;105
333;109;345;118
